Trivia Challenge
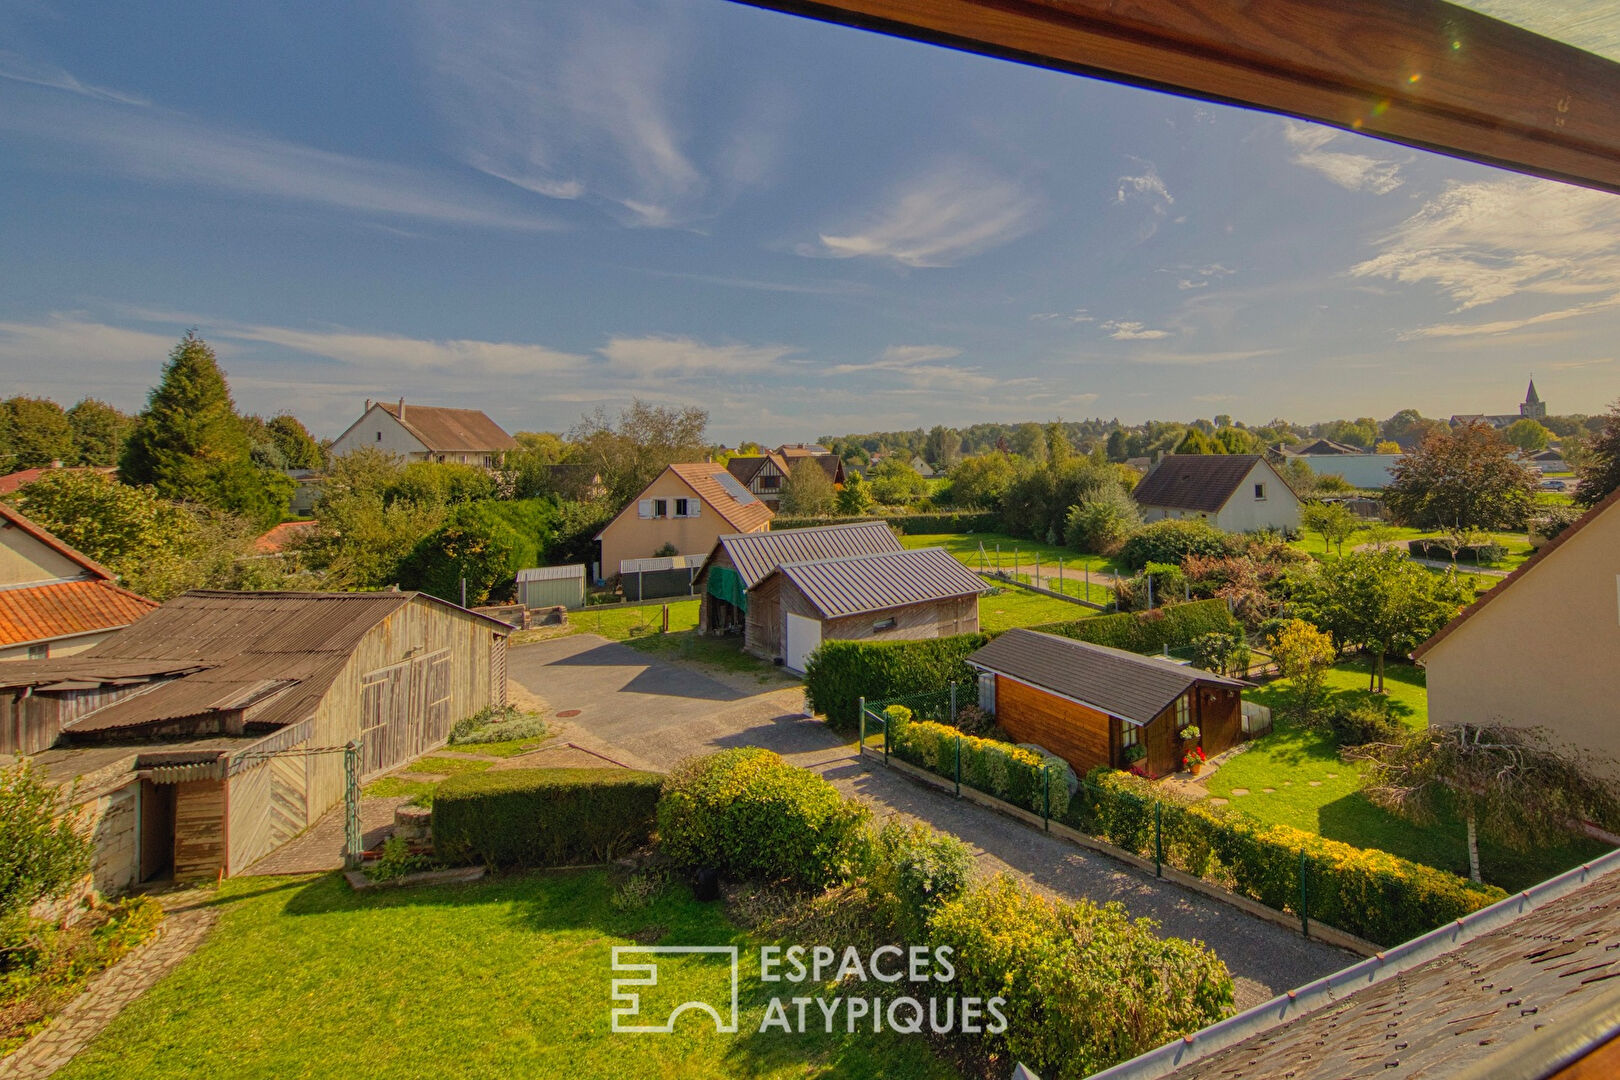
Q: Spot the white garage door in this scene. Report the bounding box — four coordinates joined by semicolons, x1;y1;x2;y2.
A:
785;613;822;674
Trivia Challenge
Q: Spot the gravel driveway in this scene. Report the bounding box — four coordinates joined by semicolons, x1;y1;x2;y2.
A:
509;633;1354;1007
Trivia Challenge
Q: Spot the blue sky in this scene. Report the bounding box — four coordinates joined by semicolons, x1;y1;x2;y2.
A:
2;1;1619;443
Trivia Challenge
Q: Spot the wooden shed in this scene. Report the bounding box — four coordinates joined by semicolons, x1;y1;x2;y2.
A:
967;628;1247;779
3;590;510;888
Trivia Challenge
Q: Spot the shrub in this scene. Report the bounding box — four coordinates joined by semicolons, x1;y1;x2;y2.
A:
1;760;92;934
1074;769;1504;946
804;634;990;732
930;875;1234;1078
1063;488;1140;556
1531;505;1583;544
432;767;662;868
449;705;549;746
656;749;869;888
1408;538;1507;563
370;834;430;882
893;720;1070;820
1191;631;1250;677
1325;698;1403;747
1118;520;1237;571
1032;598;1238;655
861;820;973;940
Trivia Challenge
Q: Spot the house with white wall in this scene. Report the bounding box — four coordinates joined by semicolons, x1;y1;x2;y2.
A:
328;399;517;467
1132;454;1301;533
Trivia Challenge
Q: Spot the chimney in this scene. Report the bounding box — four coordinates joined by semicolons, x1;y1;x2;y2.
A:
398;397;406;419
365;398;372;411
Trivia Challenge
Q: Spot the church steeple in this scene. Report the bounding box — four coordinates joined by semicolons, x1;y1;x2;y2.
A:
1520;376;1546;420
1525;378;1540;405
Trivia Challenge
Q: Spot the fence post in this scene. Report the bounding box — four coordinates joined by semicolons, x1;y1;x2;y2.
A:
1299;851;1310;939
344;741;361;871
1043;765;1051;831
859;697;866;755
883;707;890;768
1154;801;1163;878
954;735;961;798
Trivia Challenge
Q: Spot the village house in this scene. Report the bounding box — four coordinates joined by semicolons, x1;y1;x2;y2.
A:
595;463;773;583
776;445;847;488
967;629;1248;778
0;590;511;888
725;452;793;506
1133;454;1302;533
0;502;156;661
327;398;517;467
1414;486;1620;777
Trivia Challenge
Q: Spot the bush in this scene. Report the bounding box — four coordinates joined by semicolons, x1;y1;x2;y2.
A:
1118;520;1237;571
1408;538;1508;563
656;749;869;888
804;634;990;732
893;720;1070;820
1;760;92;934
862;821;973;940
1032;598;1239;655
432;767;662;868
930;875;1235;1078
449;705;549;746
1325;698;1403;747
1531;505;1583;544
1072;769;1504;946
1191;631;1250;677
1063;488;1140;556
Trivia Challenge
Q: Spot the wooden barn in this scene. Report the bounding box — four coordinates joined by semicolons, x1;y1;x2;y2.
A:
1;590;510;889
967;629;1247;779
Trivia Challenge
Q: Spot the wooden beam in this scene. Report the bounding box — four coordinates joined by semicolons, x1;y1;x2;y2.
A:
731;0;1620;195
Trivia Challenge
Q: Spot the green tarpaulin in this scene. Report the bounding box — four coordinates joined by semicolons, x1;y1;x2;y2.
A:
706;564;748;612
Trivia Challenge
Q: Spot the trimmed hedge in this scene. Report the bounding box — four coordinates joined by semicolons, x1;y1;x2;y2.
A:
891;715;1071;821
657;748;869;888
1032;598;1239;655
804;634;990;733
1408;538;1508;563
1071;769;1505;947
432;767;662;868
770;511;1000;534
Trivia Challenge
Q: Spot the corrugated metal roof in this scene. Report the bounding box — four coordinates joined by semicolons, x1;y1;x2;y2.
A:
768;547;985;620
0;659;206;690
711;521;903;588
968;628;1245;726
0;578;157;647
1132;454;1273;513
620;553;706;573
516;564;585;582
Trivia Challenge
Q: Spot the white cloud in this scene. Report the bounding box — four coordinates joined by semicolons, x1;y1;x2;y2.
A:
0;94;562;231
1281;121;1402;194
1126;348;1280;366
219;324;586;376
1546;357;1614;371
0;314;178;378
1116;160;1173;211
1351;176;1620;313
1101;320;1172;341
1031;308;1095;323
1175;264;1235;290
597;335;797;376
1400;295;1620;340
0;51;149;105
809;164;1037;268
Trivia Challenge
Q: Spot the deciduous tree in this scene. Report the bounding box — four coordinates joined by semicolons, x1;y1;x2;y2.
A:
1502;418;1552;452
781;457;837;516
568;399;708;504
1575;400;1620;508
1383;422;1539;530
1268;619;1335;724
2;397;74;469
1300;501;1359;556
66;398;135;467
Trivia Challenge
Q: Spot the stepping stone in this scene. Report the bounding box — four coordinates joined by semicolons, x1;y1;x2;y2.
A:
1208;797;1229;806
1308;780;1323;787
1262;787;1276;793
1283;781;1293;786
1327;773;1339;779
1229;788;1250;796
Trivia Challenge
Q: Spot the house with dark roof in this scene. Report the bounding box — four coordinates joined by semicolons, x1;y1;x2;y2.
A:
775;445;847;489
1133;454;1302;533
0;502;157;661
967;629;1248;778
1089;848;1620;1080
725;452;792;506
327;398;518;467
0;590;511;889
595;463;774;583
752;547;985;671
1414;486;1620;778
1288;437;1364;455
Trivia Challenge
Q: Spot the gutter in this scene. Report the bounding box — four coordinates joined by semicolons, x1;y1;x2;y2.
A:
1089;846;1620;1080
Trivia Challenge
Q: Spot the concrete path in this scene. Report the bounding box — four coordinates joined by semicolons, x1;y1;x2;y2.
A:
508;634;1354;1008
0;890;217;1080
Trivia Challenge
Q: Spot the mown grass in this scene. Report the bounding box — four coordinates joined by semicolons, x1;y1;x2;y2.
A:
1205;657;1609;891
976;587;1101;633
403;756;493;776
439;736;555;758
53;871;959;1080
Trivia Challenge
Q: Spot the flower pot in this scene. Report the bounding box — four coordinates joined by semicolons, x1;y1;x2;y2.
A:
1188;762;1203;776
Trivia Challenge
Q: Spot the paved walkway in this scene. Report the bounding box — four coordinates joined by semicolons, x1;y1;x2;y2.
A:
240;795;409;876
0;890;218;1080
509;635;1354;1009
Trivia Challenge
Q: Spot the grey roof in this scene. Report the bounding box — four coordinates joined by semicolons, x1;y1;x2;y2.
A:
1133;454;1275;513
707;521;902;589
967;628;1244;726
516;564;584;583
1094;849;1620;1080
768;547;986;620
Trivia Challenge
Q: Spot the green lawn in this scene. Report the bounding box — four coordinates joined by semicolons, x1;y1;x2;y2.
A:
1293;525;1534;572
903;531;1123;604
54;871;957;1080
1206;657;1609;890
976;587;1099;633
403;756;493;776
574;599;702;640
439;736;555;758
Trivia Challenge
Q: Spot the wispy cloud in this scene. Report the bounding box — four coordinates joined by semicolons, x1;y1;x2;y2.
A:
0;51;149;105
1101;320;1172;341
1173;264;1235;290
1126;348;1280;366
1281;121;1402;194
808;164;1037;267
822;344;1000;391
630;267;871;296
0;93;562;231
1116;160;1172;211
220;324;586;376
1546;357;1613;371
597;335;797;376
1351;176;1620;315
1400;295;1620;340
1031;308;1095;323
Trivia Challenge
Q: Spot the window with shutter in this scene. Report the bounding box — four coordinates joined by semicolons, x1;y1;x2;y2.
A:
638;499;654;518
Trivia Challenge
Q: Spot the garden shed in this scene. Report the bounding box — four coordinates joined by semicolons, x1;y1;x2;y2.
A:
967;628;1247;779
516;564;585;609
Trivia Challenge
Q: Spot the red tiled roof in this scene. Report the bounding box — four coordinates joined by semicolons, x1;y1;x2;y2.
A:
0;579;157;647
0;466;116;496
668;462;775;533
254;520;318;554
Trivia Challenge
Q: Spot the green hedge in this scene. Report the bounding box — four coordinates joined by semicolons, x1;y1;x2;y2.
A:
432;767;662;867
1032;598;1238;655
770;511;999;534
656;748;869;888
890;714;1071;821
1070;769;1505;947
804;634;991;732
